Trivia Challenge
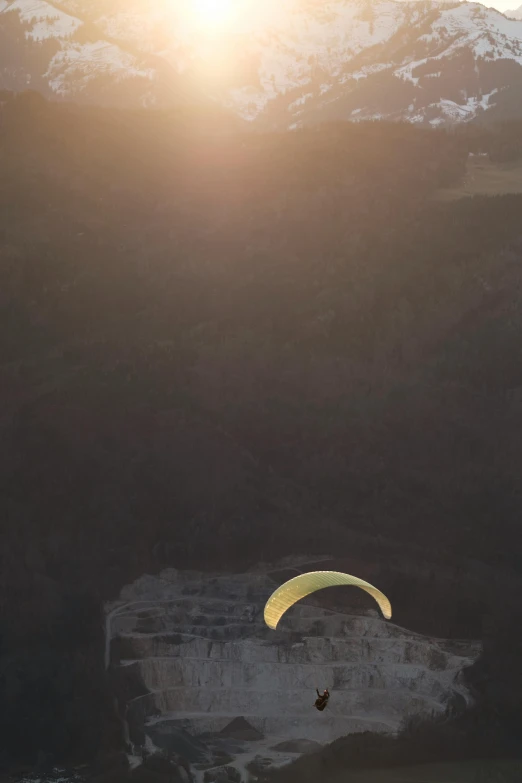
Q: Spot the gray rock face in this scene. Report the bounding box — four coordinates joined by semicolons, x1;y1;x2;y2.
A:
106;565;480;780
203;766;241;783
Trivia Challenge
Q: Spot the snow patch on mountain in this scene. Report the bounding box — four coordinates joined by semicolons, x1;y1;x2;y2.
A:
255;0;408;82
46;40;155;96
226;87;270;122
348;63;392;83
427;89;499;124
217;0;522;125
0;0;168;106
97;10;165;49
282;0;404;58
0;0;82;40
3;0;522;125
398;4;522;82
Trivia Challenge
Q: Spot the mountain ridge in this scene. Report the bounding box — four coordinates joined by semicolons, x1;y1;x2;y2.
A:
507;3;522;20
3;0;522;126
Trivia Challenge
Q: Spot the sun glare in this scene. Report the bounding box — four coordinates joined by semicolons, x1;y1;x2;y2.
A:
174;0;282;39
186;0;238;32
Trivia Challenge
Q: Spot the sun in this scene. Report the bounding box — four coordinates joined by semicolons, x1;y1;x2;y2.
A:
185;0;239;32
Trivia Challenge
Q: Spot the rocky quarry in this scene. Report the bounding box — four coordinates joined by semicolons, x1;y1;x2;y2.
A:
106;560;481;782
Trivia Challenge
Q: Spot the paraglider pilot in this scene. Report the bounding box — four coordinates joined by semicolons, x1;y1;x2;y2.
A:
314;688;330;711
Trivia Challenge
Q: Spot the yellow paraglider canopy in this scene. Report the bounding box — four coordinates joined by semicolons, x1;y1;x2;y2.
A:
264;570;392;629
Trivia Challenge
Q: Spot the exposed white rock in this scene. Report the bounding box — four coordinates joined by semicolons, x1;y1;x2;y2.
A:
106;564;480;780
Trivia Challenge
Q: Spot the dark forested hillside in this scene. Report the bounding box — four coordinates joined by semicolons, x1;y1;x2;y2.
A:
1;92;522;770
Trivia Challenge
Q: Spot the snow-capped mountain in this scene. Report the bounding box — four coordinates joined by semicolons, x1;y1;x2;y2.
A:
507;4;522;20
3;0;522;126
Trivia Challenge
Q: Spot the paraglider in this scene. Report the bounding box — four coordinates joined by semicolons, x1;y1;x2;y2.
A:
263;570;392;630
264;570;391;715
314;688;330;711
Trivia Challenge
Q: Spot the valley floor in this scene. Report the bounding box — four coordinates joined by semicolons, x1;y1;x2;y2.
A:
435;157;522;199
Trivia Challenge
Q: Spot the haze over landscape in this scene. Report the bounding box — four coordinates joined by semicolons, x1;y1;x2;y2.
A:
2;1;522;783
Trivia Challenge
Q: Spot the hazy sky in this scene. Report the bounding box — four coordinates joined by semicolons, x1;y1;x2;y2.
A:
485;0;520;14
437;0;519;14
